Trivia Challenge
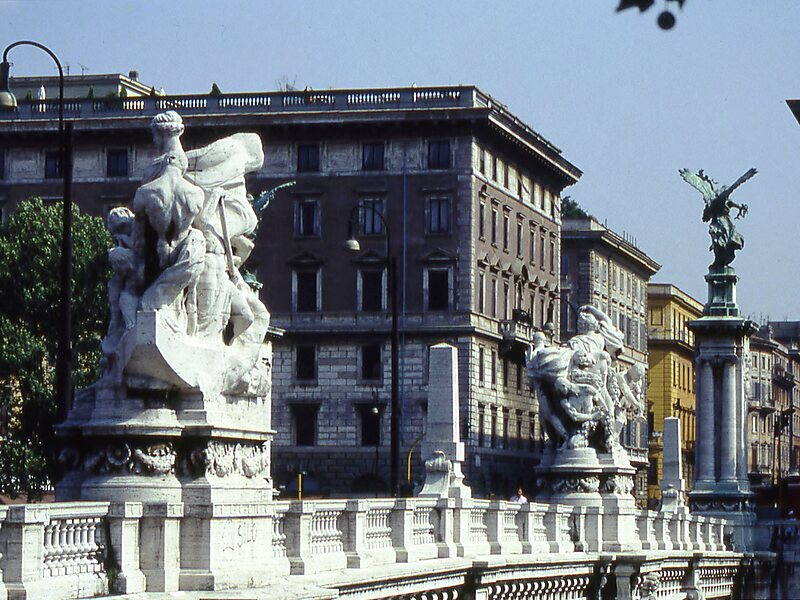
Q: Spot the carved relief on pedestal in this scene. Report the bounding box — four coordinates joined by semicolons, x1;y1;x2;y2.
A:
552;476;600;495
59;442;177;476
603;473;634;495
187;441;270;479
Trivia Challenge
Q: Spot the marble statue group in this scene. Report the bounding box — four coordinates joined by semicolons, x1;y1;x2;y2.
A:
527;305;644;457
101;111;271;399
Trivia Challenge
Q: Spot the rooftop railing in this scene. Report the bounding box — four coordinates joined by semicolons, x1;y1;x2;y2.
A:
0;86;477;121
0;85;567;159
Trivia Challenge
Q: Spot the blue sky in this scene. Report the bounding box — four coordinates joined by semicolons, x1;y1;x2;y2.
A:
2;0;799;318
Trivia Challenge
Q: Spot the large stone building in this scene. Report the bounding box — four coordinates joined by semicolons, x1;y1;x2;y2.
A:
0;81;581;498
748;322;800;512
646;282;702;503
560;216;660;504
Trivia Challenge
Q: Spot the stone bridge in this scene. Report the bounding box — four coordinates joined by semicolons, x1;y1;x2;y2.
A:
0;497;782;599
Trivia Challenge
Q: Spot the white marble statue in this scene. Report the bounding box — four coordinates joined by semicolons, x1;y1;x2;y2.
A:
527;305;643;454
100;111;270;399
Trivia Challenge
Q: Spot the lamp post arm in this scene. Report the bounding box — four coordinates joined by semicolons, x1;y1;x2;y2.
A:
3;41;64;124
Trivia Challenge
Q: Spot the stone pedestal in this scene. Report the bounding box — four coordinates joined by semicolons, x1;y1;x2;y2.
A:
688;268;757;550
54;314;282;590
535;447;640;552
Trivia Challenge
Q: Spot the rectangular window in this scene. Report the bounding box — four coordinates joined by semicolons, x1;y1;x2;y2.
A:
516;410;523;450
503;280;510;320
45;151;61;179
503;163;509;188
529;224;536;264
362;142;385;171
502;358;509;388
491;407;498;448
550;237;556;272
360;269;384;311
479;202;486;239
478;347;485;385
292;404;318;446
479;148;486;174
516;360;523;390
295;270;319;312
491;207;498;245
517;176;523;198
502;212;510;251
651;307;663;326
427;268;450;311
503;408;509;448
360;199;384;235
361;344;382;381
478;272;485;314
539;233;546;270
358;404;381;446
491;350;497;385
492;155;498;181
491;278;497;318
516;219;523;257
478;404;485;446
529;412;537;451
297;144;320;172
533;182;542;208
428;140;450;169
295;345;317;382
106;149;129;177
295;199;320;236
427;196;450;234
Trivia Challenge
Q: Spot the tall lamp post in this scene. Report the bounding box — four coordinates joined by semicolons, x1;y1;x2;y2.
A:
345;203;400;496
0;41;73;423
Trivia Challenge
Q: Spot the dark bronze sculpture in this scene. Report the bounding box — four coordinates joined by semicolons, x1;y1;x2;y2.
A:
679;167;757;272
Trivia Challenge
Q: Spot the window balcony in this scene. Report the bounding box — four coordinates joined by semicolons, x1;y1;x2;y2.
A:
499;309;533;362
748;393;776;413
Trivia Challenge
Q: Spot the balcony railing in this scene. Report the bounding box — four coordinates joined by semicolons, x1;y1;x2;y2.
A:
0;86;478;122
773;364;796;384
748;393;776;412
648;328;694;345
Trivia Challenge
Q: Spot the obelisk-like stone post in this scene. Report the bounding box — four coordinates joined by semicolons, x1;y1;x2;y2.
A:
418;343;471;499
659;417;686;512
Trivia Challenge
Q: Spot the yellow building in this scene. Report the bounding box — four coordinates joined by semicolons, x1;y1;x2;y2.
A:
646;283;703;503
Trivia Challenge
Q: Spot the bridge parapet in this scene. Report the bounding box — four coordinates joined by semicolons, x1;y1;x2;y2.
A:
0;496;743;598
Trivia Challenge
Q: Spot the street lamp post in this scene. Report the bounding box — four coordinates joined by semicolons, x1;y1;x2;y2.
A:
345;203;400;496
0;41;73;423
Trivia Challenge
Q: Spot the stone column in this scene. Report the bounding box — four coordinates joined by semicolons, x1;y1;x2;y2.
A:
720;358;737;481
696;359;715;483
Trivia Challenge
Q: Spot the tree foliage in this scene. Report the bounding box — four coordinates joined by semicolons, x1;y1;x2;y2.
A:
561;195;590;219
0;198;111;498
